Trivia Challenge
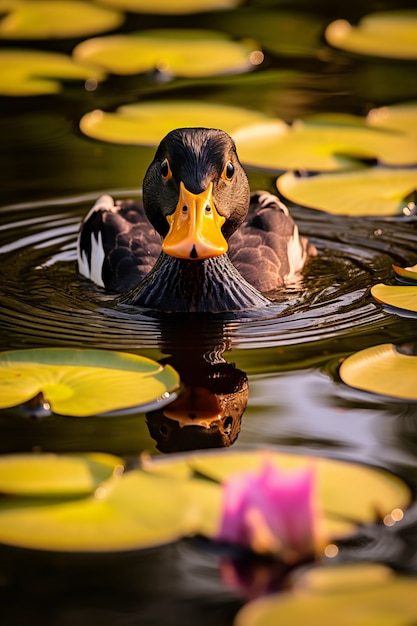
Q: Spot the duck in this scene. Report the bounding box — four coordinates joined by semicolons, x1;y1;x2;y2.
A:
77;127;315;313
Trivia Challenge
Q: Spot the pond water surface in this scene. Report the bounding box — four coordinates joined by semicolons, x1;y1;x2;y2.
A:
1;1;417;624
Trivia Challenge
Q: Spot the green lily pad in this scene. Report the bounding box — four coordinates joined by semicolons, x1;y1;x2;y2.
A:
0;348;180;416
73;29;255;78
79;101;271;147
0;468;213;552
339;343;417;400
276;167;417;215
0;0;123;39
234;118;417;173
144;450;411;540
371;283;417;314
235;564;417;626
0;49;105;96
368;102;417;140
325;10;417;60
94;0;241;14
0;452;124;496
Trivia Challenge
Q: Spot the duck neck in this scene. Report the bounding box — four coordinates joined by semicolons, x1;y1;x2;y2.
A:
119;252;269;314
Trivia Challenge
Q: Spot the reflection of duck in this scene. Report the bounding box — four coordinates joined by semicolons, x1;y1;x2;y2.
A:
78;127;315;313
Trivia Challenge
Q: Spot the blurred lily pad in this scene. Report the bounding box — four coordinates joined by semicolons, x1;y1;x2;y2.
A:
94;0;241;14
277;167;417;215
325;10;417;60
339;343;417;400
234;118;417;172
235;563;417;626
371;284;417;314
73;29;255;78
0;468;213;552
79;101;271;146
0;452;124;496
368;102;417;140
393;263;417;283
144;449;412;539
0;348;180;416
0;0;123;39
0;49;105;96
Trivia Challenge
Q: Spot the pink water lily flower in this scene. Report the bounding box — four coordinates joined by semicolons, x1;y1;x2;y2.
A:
216;458;324;563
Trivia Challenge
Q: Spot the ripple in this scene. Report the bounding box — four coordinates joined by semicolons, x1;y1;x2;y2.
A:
1;192;417;353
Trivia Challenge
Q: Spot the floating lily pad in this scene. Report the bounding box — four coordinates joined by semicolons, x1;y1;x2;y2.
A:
0;452;124;496
368;102;417;140
0;0;123;39
234;118;417;173
94;0;241;14
0;468;213;552
277;167;417;215
73;29;255;78
79;101;271;147
0;348;180;416
371;284;417;314
325;10;417;60
0;49;105;96
235;563;417;626
144;449;411;539
339;343;417;400
393;263;417;283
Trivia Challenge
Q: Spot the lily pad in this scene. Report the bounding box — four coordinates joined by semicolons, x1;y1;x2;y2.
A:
393;263;417;283
234;118;417;173
325;10;417;60
144;449;411;540
371;283;417;314
277;167;417;215
79;101;271;147
235;563;417;626
0;348;180;416
0;0;123;39
0;49;105;96
94;0;241;14
368;102;417;140
73;29;255;78
0;452;124;496
339;343;417;400
0;468;213;552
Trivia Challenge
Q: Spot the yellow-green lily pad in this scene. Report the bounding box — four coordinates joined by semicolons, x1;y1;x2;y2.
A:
325;10;417;60
235;564;417;626
234;118;417;173
79;101;271;147
0;49;105;96
0;468;213;552
368;102;417;140
0;348;180;416
276;167;417;215
371;283;417;314
144;449;411;540
94;0;241;14
0;452;124;497
0;0;123;39
73;29;255;78
339;343;417;400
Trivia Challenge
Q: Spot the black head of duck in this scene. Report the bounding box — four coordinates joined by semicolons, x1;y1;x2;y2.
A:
78;127;315;314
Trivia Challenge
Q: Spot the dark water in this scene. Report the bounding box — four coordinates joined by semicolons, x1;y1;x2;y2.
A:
1;1;417;624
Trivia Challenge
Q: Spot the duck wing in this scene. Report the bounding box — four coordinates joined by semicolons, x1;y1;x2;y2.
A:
228;191;315;293
77;195;162;292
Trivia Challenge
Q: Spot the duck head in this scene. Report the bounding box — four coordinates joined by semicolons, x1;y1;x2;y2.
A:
142;127;251;260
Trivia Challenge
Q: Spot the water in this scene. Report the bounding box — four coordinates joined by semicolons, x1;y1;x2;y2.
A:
1;1;417;623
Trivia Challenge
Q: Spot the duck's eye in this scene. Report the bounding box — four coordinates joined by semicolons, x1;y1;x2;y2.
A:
222;161;235;181
160;158;172;181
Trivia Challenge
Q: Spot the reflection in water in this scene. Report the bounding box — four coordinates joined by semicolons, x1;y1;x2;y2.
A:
147;319;247;452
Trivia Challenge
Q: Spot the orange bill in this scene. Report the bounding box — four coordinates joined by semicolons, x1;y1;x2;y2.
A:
162;181;227;259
